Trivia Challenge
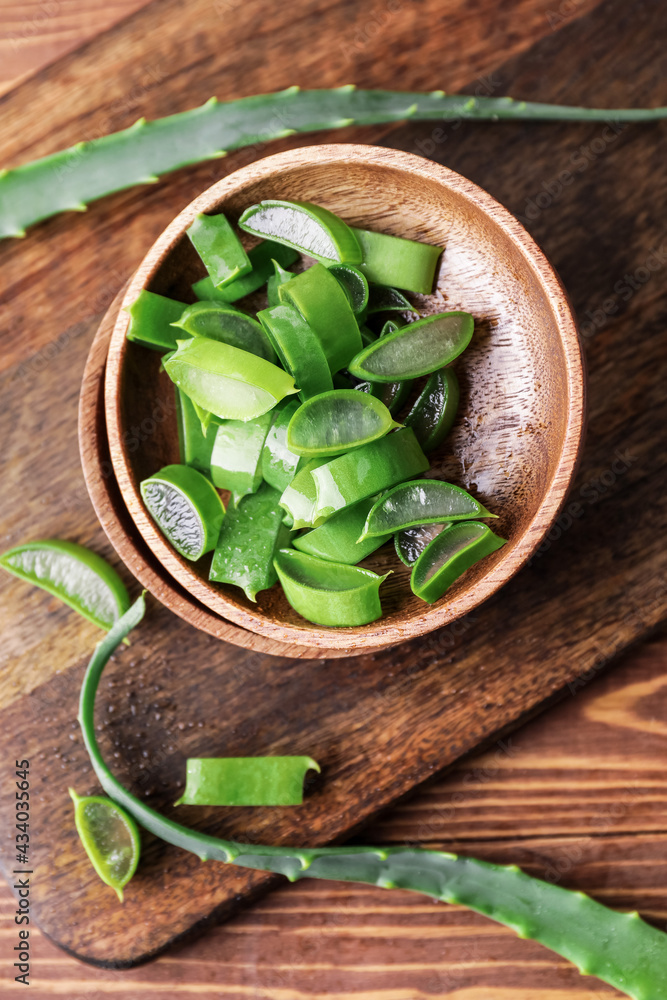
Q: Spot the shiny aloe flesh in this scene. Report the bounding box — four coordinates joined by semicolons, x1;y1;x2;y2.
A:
0;540;129;630
274;549;388;627
209;410;273;506
70;789;140;902
361;480;495;539
173;302;276;362
187;211;251;287
348;311;474;381
174;757;320;807
239;200;362;265
261;399;303;492
357;377;413;415
164;336;297;421
412;521;506;603
287;389;396;457
294;495;391;564
192;241;298;303
329;263;369;315
395;523;451;567
404;367;460;451
140;464;224;560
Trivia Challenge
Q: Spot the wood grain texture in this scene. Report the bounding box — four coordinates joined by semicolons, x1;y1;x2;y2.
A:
0;0;665;976
1;631;665;998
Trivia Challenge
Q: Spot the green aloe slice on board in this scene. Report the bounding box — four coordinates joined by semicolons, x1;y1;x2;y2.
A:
287;389;398;457
360;479;496;539
348;311;474;381
186;212;251;288
257;302;333;402
395;523;451;567
140;464;225;560
411;521;506;603
404;367;460;451
172;301;276;362
192;241;298;303
239;199;362;265
69;789;140;902
174;757;320;806
209;410;274;506
352;227;442;294
274;548;389;627
164;336;297;421
0;539;129;630
293;494;391;564
125;290;188;352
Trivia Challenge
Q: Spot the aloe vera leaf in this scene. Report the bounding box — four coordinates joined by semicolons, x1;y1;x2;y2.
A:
3;87;665;239
80;597;667;1000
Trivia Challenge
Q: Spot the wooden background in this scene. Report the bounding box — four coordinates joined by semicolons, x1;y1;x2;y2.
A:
1;0;666;995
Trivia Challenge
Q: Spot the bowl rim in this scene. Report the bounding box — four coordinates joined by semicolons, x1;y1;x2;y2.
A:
105;142;586;650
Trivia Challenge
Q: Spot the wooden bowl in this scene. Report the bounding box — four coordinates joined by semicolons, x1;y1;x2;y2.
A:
105;144;585;652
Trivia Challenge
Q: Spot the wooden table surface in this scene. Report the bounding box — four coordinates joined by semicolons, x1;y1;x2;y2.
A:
1;0;666;996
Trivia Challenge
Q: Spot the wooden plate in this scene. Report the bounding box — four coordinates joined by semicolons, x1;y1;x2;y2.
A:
105;144;585;651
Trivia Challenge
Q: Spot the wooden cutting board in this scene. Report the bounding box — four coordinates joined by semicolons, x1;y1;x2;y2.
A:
0;0;665;969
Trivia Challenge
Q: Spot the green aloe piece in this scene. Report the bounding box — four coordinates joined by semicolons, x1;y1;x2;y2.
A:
261;399;304;493
328;263;369;316
174;757;320;807
353;227;442;294
192;241;298;303
175;388;217;474
411;521;506;603
173;301;276;362
3;88;666;239
79;597;667;1000
279;458;329;530
209;410;274;506
348;311;474;382
126;290;188;352
257;302;333;402
404;367;460;451
395;523;451;567
164;336;297;421
69;788;141;902
287;389;398;458
311;428;429;521
0;539;130;630
187;212;250;288
239;200;361;265
266;258;296;307
361;479;496;539
209;482;291;601
293;495;391;564
367;285;414;314
140;464;225;561
274;548;389;627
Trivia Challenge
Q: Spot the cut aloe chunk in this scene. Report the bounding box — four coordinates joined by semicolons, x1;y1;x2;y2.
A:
174;756;320;806
175;388;217;474
329;263;369;316
367;284;415;314
261;399;304;493
210;410;273;506
140;464;225;561
125;290;187;352
279;458;330;530
352;227;442;294
287;389;397;458
312;428;429;522
187;211;251;288
239;200;362;265
173;302;276;362
404;367;460;451
348;311;474;382
278;263;362;373
70;789;140;902
192;241;298;303
395;523;451;567
294;495;391;564
267;258;295;307
274;549;389;627
164;336;297;421
411;521;506;603
0;539;129;630
360;480;496;539
209;483;291;601
257;302;333;402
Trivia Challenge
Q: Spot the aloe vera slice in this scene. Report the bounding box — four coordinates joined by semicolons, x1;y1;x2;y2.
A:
352;227;442;294
164;336;297;421
404;367;460;451
261;399;304;493
267;258;295;307
126;290;187;352
210;410;273;506
174;756;320;807
257;303;333;401
278;263;362;373
312;427;429;521
411;521;506;603
187;211;250;288
209;482;291;601
69;789;141;902
329;263;369;316
175;388;217;474
274;548;389;627
192;241;298;303
348;311;474;382
239;200;361;265
0;539;129;630
287;389;397;458
140;464;225;560
361;479;496;539
395;523;451;567
172;301;276;362
367;285;414;314
293;495;391;564
279;458;330;530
